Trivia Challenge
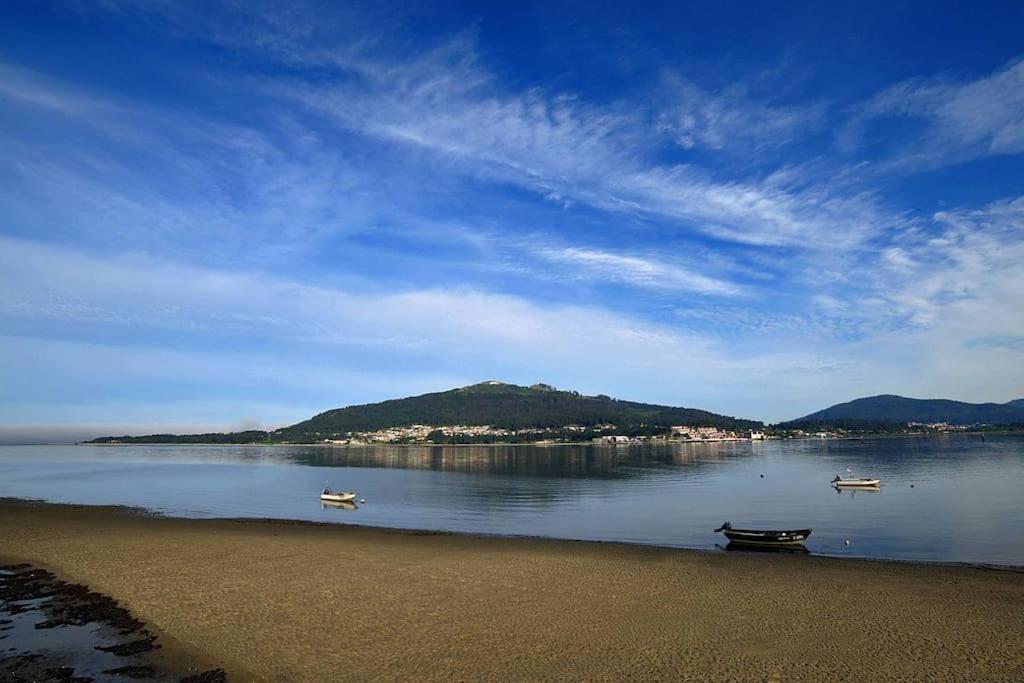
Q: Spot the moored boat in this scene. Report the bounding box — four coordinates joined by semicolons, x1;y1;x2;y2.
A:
320;489;358;503
831;475;880;487
714;522;811;547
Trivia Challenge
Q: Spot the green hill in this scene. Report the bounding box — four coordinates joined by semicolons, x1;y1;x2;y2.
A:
274;382;760;441
88;382;761;444
87;430;272;445
782;394;1024;429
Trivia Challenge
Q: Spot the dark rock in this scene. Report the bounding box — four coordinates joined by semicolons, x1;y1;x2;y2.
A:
43;665;94;682
102;664;159;678
95;635;159;656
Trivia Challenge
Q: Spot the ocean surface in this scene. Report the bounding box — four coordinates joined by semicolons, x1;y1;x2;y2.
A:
2;435;1023;566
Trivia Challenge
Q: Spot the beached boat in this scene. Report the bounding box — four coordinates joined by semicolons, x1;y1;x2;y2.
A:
831;475;880;487
714;522;811;547
320;489;357;503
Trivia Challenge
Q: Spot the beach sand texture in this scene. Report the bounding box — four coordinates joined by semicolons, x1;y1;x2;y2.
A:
1;499;1022;681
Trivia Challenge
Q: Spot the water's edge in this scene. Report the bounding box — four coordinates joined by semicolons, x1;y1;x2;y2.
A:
5;496;1021;574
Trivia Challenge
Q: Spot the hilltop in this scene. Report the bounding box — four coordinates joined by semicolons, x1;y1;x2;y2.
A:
782;394;1024;429
275;381;760;441
88;381;761;444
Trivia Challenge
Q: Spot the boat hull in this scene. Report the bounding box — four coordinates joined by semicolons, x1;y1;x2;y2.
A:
320;492;357;503
721;528;811;547
833;479;880;487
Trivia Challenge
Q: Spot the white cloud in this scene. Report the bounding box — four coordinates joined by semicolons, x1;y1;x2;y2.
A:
0;62;115;116
0;62;418;265
657;73;827;153
268;37;896;249
0;237;845;422
821;197;1024;394
534;246;745;296
6;228;1014;424
29;8;902;250
847;57;1024;170
881;247;915;272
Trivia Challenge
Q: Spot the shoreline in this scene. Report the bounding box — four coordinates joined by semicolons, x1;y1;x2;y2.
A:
2;498;1022;681
37;428;1023;447
4;496;1023;574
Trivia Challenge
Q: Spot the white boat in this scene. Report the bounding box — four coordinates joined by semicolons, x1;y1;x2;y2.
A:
831;475;880;487
320;489;358;503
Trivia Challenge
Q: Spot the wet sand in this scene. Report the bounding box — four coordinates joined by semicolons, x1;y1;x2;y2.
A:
1;562;226;682
1;499;1022;681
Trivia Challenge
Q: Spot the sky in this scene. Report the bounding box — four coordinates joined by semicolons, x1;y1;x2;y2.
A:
1;1;1023;440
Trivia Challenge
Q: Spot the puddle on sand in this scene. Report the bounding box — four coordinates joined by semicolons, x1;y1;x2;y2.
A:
0;564;226;682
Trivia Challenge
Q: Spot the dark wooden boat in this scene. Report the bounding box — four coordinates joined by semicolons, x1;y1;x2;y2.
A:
714;522;811;547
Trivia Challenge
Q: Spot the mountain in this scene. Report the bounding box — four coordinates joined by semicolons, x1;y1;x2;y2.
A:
782;395;1024;428
274;382;760;440
88;382;761;443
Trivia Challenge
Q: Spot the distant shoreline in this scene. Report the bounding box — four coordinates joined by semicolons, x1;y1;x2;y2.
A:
74;429;1023;448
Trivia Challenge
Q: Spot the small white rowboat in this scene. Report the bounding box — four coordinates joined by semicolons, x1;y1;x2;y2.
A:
832;476;880;487
320;489;358;503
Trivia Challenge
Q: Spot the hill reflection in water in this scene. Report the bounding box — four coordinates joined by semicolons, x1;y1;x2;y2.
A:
288;442;749;478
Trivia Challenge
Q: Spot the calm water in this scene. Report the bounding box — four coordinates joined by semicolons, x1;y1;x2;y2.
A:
2;435;1023;566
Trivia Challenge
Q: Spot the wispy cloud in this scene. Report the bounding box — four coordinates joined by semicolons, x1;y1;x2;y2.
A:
534;246;745;296
657;72;827;152
826;196;1024;344
54;4;903;251
845;58;1024;170
0;62;116;116
261;36;897;248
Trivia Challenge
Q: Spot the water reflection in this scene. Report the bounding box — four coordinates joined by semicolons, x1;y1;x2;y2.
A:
723;542;810;555
832;485;881;497
1;434;1023;566
291;441;750;478
321;500;358;512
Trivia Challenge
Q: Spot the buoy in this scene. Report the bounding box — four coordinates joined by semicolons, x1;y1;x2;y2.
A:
360;499;367;504
844;539;850;546
910;484;914;488
760;474;764;478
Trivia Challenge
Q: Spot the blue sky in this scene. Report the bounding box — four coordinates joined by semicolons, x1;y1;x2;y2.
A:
2;1;1023;439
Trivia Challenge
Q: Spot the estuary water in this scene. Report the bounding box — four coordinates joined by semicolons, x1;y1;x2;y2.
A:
2;435;1023;566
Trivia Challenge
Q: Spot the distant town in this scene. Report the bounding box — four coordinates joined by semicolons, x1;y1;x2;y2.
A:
306;421;992;446
312;423;763;445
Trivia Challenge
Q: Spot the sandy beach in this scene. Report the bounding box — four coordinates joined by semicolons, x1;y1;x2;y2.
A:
1;499;1022;681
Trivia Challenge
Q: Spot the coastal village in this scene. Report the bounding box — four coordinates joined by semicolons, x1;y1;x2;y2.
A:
320;423;770;445
315;421;987;445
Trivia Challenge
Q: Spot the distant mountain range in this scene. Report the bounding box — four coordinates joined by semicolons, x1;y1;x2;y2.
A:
783;395;1024;428
86;386;1024;444
88;381;761;444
